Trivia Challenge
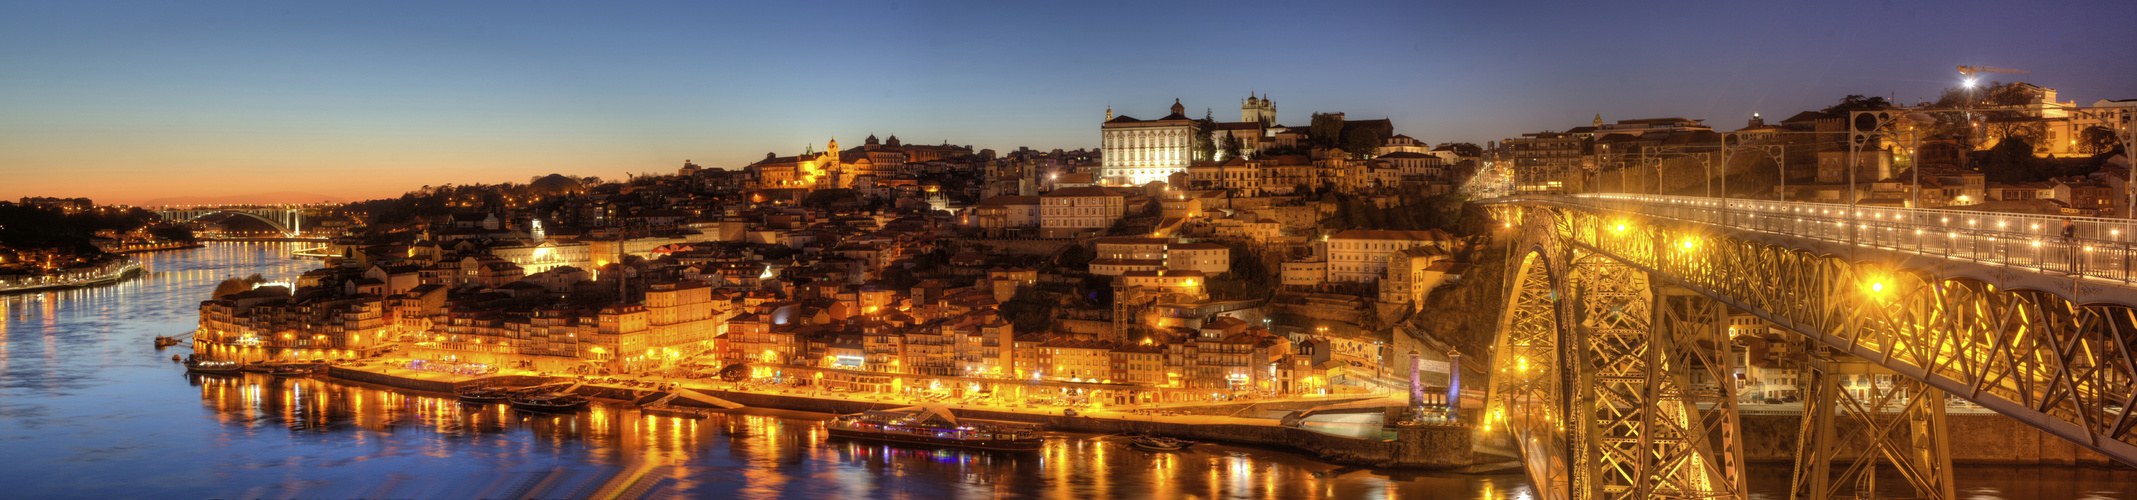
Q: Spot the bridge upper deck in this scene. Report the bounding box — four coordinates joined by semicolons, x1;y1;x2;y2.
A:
1506;193;2137;291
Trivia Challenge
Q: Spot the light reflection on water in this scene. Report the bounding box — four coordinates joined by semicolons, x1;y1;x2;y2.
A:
1;242;2130;498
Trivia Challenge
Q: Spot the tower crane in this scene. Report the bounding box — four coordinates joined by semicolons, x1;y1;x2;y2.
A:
1957;65;2029;86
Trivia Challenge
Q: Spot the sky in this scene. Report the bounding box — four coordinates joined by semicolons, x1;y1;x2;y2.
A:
2;0;2133;205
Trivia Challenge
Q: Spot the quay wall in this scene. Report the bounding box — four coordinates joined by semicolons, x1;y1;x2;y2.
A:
695;389;1473;469
325;366;457;393
1740;413;2118;466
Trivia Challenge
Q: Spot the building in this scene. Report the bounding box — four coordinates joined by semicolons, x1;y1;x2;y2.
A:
1164;242;1230;275
1039;187;1127;238
1101;99;1195;186
1325;229;1458;283
973;195;1041;236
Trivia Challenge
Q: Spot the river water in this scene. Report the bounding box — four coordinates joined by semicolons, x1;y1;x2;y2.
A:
0;242;2130;499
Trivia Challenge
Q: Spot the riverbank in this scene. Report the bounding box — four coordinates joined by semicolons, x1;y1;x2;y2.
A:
0;261;141;295
317;362;1479;469
114;242;204;254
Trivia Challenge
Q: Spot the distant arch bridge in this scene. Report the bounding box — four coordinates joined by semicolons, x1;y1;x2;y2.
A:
156;207;306;237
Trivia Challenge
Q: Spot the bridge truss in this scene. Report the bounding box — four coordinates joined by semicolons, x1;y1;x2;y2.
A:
1486;200;2137;500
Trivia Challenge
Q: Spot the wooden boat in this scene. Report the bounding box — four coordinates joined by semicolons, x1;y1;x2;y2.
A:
269;364;319;377
457;386;514;405
827;406;1042;452
186;360;244;375
509;393;590;413
1129;434;1193;451
153;336;181;348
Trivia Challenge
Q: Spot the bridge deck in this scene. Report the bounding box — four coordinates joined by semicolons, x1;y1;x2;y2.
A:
1524;193;2137;289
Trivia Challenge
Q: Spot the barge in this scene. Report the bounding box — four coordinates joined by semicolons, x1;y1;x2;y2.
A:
826;406;1042;452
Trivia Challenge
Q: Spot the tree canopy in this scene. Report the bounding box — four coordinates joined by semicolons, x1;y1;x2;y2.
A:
1309;113;1344;150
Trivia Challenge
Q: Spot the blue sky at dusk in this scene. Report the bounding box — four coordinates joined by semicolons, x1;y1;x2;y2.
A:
2;0;2132;204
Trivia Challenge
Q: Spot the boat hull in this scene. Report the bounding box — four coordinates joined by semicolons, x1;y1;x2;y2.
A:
509;399;589;413
828;428;1043;452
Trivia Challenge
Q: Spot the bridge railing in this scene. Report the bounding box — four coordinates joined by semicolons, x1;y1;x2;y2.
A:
1509;193;2137;285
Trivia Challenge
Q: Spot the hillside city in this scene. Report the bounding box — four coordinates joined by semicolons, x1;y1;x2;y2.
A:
14;81;2113;412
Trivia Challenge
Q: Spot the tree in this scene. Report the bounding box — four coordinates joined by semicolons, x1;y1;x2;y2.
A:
1438;142;1483;158
1220;133;1242;160
999;285;1056;334
1820;95;1892;115
1056;243;1096;269
1310;113;1345;150
1193;109;1218;162
1343;127;1381;159
1980;137;2045;183
2080;126;2124;155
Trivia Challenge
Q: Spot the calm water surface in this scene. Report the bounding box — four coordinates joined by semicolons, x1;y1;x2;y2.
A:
0;243;2130;499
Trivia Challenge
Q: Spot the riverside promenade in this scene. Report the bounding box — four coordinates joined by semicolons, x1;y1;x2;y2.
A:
0;260;141;295
315;358;1480;469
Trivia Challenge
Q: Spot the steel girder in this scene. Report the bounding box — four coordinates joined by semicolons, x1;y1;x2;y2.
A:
1488;207;1744;500
1790;359;1958;500
1512;202;2137;465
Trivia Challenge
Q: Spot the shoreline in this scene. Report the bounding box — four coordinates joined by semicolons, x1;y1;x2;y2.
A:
0;263;143;296
114;242;204;254
316;362;1482;470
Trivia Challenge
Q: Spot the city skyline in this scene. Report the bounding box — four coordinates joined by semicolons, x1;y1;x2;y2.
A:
4;0;2134;204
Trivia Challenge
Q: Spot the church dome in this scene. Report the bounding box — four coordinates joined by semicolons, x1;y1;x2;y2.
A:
529;174;585;196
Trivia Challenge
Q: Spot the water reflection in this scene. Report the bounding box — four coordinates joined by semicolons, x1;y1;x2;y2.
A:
174;368;1532;499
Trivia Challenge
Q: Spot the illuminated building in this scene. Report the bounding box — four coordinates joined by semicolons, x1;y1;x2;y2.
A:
1100;99;1195;186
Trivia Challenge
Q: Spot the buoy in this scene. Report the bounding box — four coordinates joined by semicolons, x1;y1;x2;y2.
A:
172;355;182;362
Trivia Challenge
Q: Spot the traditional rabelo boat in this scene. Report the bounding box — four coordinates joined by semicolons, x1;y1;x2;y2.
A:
826;406;1042;452
509;392;590;413
185;360;243;375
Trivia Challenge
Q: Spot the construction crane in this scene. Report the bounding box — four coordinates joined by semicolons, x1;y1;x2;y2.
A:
1958;65;2029;86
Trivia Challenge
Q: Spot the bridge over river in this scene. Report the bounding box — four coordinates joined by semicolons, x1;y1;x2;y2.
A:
1480;193;2137;500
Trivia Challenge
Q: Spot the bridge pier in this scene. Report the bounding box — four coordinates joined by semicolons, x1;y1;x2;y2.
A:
1790;358;1957;500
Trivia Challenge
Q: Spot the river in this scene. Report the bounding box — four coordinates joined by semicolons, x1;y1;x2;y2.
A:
0;242;2130;499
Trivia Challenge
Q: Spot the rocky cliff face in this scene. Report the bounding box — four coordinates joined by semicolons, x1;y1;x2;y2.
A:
1403;238;1511;369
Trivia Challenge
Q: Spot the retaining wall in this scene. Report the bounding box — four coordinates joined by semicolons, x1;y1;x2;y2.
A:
1740;412;2118;466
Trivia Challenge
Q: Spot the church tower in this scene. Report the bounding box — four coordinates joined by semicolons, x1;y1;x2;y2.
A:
827;138;839;162
1593;114;1603;127
1106;106;1113;121
1171;98;1185;117
1242;93;1276;125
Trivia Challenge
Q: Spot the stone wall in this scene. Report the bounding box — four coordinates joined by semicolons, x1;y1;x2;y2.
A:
1741;412;2118;466
325;366;458;393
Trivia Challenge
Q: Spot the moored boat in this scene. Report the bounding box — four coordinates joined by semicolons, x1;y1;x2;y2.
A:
827;406;1042;452
509;393;590;413
1129;434;1193;451
457;386;514;404
186;360;243;375
269;363;320;377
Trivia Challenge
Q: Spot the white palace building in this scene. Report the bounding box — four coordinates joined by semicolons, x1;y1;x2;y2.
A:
1100;99;1195;186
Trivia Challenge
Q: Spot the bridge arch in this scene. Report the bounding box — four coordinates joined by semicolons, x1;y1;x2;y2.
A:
160;210;296;236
